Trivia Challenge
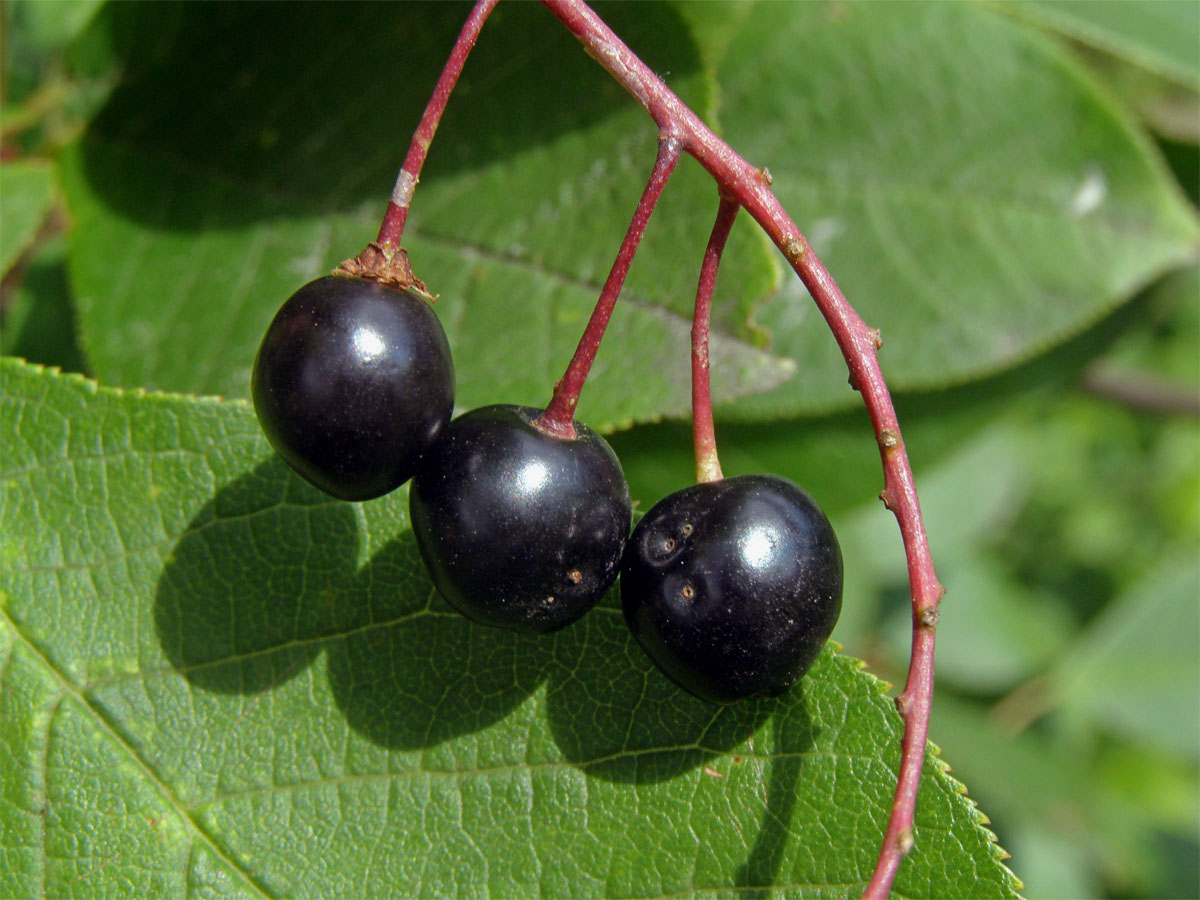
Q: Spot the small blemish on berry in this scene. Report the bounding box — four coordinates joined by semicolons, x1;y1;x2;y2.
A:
680;523;693;537
681;584;695;599
567;568;583;584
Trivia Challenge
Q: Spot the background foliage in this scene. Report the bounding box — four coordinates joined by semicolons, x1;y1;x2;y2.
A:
2;2;1196;897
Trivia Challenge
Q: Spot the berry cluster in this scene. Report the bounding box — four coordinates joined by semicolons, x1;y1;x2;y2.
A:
245;4;937;887
252;272;841;702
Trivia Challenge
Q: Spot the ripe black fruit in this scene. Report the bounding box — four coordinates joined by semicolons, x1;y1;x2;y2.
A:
409;404;632;633
252;275;454;501
621;474;842;704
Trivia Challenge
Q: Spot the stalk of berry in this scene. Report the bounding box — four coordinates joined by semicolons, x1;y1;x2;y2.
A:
249;2;502;500
620;197;843;704
408;137;681;633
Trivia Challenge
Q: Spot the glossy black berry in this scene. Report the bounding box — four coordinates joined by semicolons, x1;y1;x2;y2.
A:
251;275;454;501
409;404;632;633
621;474;842;704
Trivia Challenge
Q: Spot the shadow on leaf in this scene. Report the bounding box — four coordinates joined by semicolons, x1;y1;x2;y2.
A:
735;702;814;897
544;598;774;784
325;535;549;750
156;457;798;764
154;458;360;694
80;1;702;229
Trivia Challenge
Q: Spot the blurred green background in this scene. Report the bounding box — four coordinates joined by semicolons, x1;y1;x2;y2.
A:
3;2;1197;897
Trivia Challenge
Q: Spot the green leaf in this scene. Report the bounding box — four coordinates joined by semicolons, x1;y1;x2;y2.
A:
929;696;1100;899
0;159;55;276
1095;742;1200;839
1007;0;1200;89
1053;549;1200;759
713;1;1199;417
615;281;1158;530
0;358;1019;897
4;0;106;57
1090;261;1199;387
930;691;1199;900
1000;1;1200;148
61;2;1197;425
0;235;88;374
60;2;785;430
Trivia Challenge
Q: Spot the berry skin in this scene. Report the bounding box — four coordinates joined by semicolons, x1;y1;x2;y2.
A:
252;275;454;501
621;474;842;704
409;404;632;633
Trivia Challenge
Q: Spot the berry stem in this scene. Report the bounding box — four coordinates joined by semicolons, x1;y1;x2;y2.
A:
692;197;739;484
375;0;499;252
539;2;944;895
534;136;682;438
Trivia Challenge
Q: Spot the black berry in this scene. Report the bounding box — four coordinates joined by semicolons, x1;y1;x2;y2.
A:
252;275;454;501
621;474;842;704
409;404;632;633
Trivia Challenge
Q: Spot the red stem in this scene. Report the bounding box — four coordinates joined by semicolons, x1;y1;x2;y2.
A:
692;197;739;484
376;0;500;251
534;136;682;438
539;1;944;896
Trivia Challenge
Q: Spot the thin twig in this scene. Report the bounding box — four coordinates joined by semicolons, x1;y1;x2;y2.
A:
692;197;740;484
538;2;945;895
534;136;682;438
376;0;500;252
1082;364;1200;418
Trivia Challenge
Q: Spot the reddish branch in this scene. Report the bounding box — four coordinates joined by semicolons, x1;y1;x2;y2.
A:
534;137;682;438
692;197;740;484
538;1;945;896
1082;365;1200;418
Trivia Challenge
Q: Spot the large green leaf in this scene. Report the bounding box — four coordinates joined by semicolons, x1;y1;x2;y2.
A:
1000;1;1200;146
712;0;1199;417
0;358;1019;897
1008;0;1200;89
61;2;1197;426
60;2;785;431
612;273;1152;527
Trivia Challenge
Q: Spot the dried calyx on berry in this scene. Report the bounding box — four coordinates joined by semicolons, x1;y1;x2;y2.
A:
251;274;454;501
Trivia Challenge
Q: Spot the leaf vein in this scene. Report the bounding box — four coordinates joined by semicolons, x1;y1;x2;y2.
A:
0;605;271;900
